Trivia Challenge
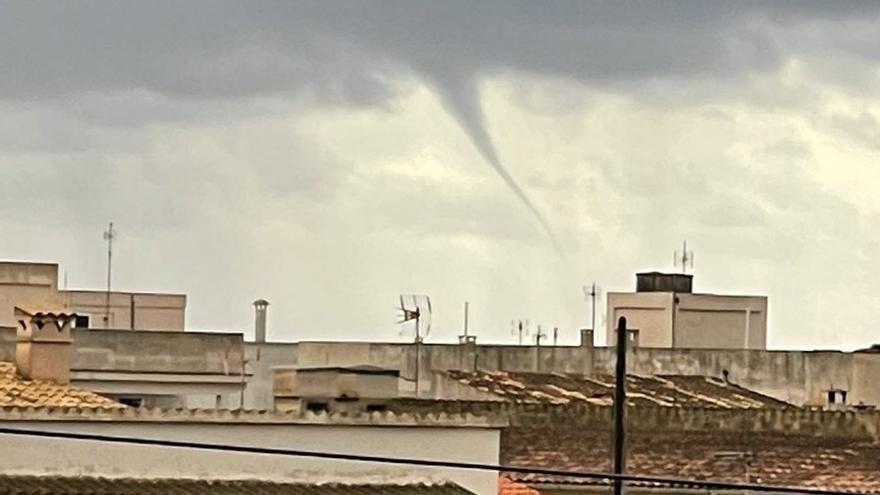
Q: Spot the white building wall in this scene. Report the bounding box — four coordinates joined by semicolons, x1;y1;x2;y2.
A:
0;421;500;495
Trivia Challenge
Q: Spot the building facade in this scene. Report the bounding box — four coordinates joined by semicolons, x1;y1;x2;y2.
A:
606;272;768;350
0;261;186;331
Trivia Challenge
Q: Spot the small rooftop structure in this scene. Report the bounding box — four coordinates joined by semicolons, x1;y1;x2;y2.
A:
636;271;693;293
274;365;402;414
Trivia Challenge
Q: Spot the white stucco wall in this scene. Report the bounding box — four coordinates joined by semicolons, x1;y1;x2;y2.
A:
0;421;500;495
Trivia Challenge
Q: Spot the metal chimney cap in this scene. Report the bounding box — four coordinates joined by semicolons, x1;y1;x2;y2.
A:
253;299;270;307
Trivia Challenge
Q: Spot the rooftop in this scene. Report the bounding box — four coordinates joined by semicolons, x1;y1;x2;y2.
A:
0;475;476;495
0;362;125;409
503;428;880;493
0;404;506;427
446;371;793;409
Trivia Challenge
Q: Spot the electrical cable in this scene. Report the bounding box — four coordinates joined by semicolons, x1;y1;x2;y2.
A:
0;427;866;495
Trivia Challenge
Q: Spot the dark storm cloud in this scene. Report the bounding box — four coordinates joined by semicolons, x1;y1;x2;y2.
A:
2;1;878;104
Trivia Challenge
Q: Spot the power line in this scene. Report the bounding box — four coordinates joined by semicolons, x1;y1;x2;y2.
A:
0;427;866;495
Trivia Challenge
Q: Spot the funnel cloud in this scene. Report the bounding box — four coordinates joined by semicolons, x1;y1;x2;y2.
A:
429;75;565;257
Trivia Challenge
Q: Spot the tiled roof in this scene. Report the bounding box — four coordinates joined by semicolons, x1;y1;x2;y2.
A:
446;371;792;409
0;362;124;409
498;475;541;495
0;475;476;495
503;428;880;493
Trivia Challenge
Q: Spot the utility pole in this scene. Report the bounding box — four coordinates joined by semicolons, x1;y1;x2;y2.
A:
612;316;628;495
103;222;117;328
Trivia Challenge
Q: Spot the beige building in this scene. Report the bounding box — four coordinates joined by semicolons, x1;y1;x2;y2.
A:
605;272;768;349
0;261;185;331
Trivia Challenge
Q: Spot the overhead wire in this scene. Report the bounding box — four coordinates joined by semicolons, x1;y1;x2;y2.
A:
0;426;867;495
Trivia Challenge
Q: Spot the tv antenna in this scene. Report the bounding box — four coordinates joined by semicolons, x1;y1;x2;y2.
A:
583;283;601;331
510;318;530;345
674;240;694;274
398;294;432;343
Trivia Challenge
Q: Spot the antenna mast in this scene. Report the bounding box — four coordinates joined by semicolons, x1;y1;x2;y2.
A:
583;283;600;331
674;240;695;274
103;222;117;327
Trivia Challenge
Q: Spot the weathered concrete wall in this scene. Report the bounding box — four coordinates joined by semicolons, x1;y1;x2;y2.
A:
288;342;880;409
0;326;246;408
71;328;243;374
0;420;500;495
674;294;768;350
240;343;298;409
389;401;880;442
606;292;673;347
0;262;64;328
62;290;186;331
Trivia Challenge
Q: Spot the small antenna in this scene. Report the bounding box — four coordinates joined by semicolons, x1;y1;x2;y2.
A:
674;240;694;274
583;283;601;331
535;325;548;346
463;301;469;337
510;318;530;345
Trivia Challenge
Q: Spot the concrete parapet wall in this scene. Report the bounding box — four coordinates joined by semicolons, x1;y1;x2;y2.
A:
294;341;880;408
388;400;880;442
71;329;244;374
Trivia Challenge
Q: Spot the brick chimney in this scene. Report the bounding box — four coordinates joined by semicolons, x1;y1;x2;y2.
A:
14;307;75;383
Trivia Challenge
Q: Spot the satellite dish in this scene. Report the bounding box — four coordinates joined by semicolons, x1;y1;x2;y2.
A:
398;294;432;343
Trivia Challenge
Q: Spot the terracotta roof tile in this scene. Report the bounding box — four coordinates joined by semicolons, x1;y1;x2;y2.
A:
0;475;476;495
0;362;124;409
503;428;880;493
498;475;543;495
446;371;792;409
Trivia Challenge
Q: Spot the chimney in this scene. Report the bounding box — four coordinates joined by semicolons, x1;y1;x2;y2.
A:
580;328;595;348
14;307;75;383
253;299;269;343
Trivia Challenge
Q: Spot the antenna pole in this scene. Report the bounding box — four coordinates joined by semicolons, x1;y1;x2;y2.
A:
675;240;694;274
103;222;117;327
590;283;597;331
464;302;469;337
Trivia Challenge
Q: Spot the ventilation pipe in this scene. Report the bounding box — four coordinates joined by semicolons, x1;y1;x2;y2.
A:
253;299;269;343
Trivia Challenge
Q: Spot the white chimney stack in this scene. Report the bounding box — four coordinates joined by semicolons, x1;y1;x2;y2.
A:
253;299;269;343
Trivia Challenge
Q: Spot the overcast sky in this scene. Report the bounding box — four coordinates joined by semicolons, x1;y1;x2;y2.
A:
2;2;880;349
